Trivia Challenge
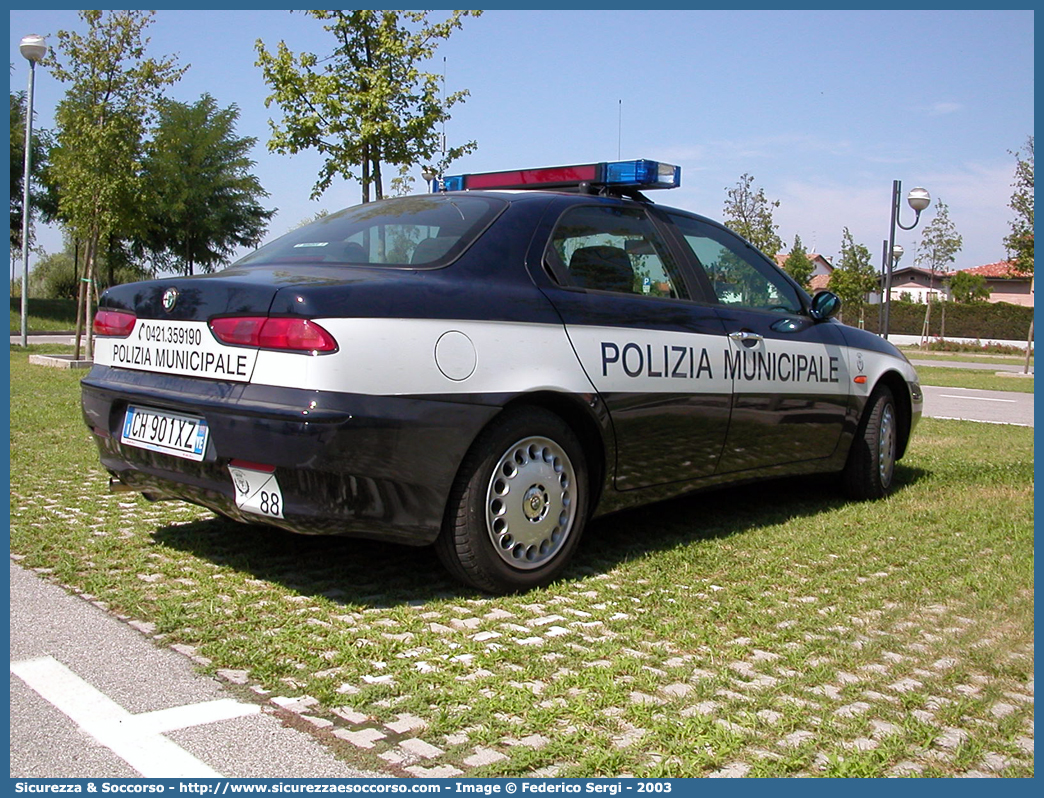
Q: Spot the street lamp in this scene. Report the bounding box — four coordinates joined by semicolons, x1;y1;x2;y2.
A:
18;33;47;348
421;168;439;193
881;181;930;339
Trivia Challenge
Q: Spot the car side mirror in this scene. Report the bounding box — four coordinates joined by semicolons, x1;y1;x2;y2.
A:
809;290;841;321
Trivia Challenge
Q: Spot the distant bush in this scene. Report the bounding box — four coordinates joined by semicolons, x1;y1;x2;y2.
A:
843;300;1033;341
922;339;1029;355
24;252;79;300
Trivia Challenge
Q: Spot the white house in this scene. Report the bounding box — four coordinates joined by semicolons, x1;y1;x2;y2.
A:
880;265;952;303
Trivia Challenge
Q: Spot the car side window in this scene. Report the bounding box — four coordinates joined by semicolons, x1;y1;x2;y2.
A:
236;196;504;268
667;213;802;313
547;205;688;300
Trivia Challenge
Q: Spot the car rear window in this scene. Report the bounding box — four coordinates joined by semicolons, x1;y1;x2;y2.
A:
236;195;506;268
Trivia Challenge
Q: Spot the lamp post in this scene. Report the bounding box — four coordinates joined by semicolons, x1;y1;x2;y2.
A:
878;243;904;331
18;33;47;348
881;181;930;339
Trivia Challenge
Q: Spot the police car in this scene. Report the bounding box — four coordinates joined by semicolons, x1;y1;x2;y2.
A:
82;159;922;593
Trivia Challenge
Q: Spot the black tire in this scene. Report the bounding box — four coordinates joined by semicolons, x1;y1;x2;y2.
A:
436;407;589;594
842;386;898;500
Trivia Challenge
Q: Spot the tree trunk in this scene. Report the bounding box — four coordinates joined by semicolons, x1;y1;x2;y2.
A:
373;155;383;201
361;144;371;203
107;235;115;288
74;240;86;361
84;237;97;360
1025;319;1034;375
921;300;932;350
1025;276;1034;375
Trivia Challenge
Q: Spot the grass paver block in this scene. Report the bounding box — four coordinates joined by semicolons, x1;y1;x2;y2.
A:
8;356;1034;778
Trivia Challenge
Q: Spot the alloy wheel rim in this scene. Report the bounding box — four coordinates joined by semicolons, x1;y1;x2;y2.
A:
486;436;576;570
879;403;896;487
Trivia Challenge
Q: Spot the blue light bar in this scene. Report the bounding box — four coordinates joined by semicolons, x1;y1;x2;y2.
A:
440;159;681;193
440;175;465;192
604;159;681;190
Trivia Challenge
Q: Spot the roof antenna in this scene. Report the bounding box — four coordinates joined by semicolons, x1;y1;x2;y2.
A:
617;99;622;160
441;57;447;160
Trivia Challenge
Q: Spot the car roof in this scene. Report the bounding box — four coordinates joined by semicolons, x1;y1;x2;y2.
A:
440;188;702;217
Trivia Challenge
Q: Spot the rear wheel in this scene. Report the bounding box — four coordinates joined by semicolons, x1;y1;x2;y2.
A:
842;386;898;500
436;407;588;593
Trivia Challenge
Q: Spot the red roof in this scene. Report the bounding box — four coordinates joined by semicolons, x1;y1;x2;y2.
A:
775;252;832;271
963;260;1028;279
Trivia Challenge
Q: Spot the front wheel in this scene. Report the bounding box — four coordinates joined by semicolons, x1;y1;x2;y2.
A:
436;407;589;594
842;386;898;500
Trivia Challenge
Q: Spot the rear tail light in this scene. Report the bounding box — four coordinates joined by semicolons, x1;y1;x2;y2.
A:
209;316;338;353
257;318;338;352
209;317;265;347
93;309;137;337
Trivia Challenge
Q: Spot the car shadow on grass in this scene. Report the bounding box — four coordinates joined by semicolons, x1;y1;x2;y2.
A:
572;462;928;575
151;463;928;607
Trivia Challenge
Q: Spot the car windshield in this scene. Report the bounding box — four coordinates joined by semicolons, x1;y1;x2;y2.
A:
236;195;506;268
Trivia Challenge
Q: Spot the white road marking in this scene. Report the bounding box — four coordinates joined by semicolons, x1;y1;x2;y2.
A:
10;656;260;777
937;394;1017;403
133;698;263;735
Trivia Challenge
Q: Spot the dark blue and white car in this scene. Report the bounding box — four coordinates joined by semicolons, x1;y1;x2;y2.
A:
82;159;922;593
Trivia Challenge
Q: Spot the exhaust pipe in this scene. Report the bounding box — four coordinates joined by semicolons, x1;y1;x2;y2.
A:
109;477;137;494
109;477;169;502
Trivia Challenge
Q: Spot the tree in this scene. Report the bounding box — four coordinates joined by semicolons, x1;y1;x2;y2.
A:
914;199;962;342
1002;137;1035;373
949;270;991;304
10;90;56;252
828;228;877;324
782;234;814;291
46;10;184;357
1005;136;1033;275
915;199;962;298
256;10;481;203
722;173;783;258
29;248;77;300
137;94;275;275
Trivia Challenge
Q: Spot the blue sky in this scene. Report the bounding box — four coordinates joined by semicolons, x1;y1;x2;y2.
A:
9;8;1035;276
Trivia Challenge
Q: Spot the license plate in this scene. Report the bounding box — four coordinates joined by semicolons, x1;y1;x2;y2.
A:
121;405;209;461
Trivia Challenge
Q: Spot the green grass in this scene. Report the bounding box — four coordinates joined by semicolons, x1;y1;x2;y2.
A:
915;366;1033;393
9;349;1034;778
9;297;79;333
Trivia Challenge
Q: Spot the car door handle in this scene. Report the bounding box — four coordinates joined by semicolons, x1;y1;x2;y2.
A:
728;330;763;347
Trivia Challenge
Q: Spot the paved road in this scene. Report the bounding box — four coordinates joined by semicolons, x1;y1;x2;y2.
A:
9;560;386;779
921;384;1034;427
909;356;1034;426
11;333;79;346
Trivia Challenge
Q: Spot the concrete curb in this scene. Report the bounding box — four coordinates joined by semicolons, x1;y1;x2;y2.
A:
28;353;93;369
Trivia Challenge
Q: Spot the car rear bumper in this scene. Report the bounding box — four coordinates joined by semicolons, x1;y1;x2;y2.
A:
81;366;500;545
